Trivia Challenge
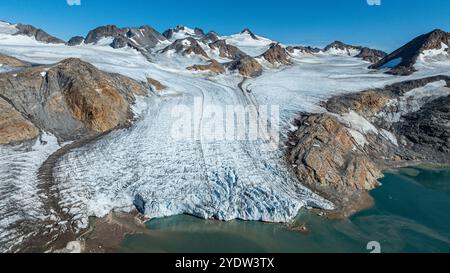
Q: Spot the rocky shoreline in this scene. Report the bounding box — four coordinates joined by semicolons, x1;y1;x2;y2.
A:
287;75;450;218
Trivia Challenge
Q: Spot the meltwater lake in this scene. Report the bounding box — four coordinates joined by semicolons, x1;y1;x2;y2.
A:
120;167;450;253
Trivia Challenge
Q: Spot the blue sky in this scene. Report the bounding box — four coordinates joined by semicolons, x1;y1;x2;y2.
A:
0;0;449;51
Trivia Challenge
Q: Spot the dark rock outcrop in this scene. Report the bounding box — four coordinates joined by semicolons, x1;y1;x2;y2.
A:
241;28;258;40
84;25;125;44
147;78;166;92
260;43;291;65
370;29;450;75
187;59;225;74
226;55;263;78
201;31;220;44
110;36;129;49
194;27;205;37
324;41;388;63
125;26;166;50
0;58;148;142
162;26;204;40
288;75;450;216
84;25;165;50
356;47;387;63
324;41;362;55
67;36;84;46
160;37;209;58
286;46;321;55
209;40;247;60
14;24;65;44
396;95;450;157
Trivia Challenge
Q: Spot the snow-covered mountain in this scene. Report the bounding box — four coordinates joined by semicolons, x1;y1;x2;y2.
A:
162;25;205;41
0;21;64;44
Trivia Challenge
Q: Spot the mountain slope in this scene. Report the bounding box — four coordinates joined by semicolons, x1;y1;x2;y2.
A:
0;57;148;142
370;29;450;75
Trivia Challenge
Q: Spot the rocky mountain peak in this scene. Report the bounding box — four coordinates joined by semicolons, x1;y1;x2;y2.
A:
84;25;124;44
370;29;450;75
209;40;247;60
67;36;84;46
83;24;165;51
260;43;291;65
240;28;259;40
324;41;362;55
356;47;387;63
160;37;209;58
420;29;450;50
226;55;263;78
162;26;205;40
201;31;220;44
13;23;65;44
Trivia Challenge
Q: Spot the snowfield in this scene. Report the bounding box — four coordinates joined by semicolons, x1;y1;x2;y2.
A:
1;24;450;251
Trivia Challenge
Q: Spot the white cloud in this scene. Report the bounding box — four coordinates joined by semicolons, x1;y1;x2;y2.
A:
367;0;381;5
67;0;81;6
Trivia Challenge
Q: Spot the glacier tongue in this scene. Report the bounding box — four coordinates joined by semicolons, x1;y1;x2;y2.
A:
52;73;333;228
0;133;61;252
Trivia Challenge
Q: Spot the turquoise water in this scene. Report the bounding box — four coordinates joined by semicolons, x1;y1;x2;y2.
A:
121;167;450;253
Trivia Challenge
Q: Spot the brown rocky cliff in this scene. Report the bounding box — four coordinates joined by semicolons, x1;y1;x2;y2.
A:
187;59;225;74
226;56;263;78
209;40;247;60
261;43;292;65
0;96;39;144
0;57;148;143
288;113;382;216
147;78;166;92
288;75;450;217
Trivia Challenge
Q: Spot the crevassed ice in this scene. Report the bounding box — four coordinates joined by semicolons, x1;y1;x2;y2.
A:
0;133;60;252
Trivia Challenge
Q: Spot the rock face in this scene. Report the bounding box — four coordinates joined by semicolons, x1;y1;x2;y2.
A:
0;96;39;145
0;53;31;68
288;75;450;216
67;36;84;46
288;113;382;215
396;95;450;158
260;43;291;65
0;58;148;142
14;24;65;44
226;55;263;78
84;25;166;50
356;47;387;63
84;25;125;44
187;59;225;74
125;26;167;50
147;78;166;92
110;36;129;49
201;31;220;44
324;41;362;56
209;40;247;60
241;28;258;40
160;37;209;58
370;29;450;75
162;26;204;40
